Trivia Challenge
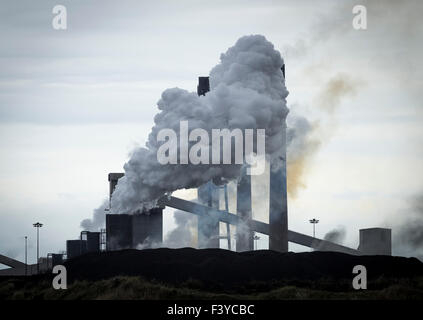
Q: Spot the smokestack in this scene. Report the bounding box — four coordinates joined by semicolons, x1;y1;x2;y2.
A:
269;140;288;252
269;65;288;252
236;166;253;251
108;173;124;207
197;76;210;96
196;76;220;249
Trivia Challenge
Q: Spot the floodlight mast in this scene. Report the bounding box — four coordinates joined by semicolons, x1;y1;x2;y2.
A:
309;219;319;238
33;222;43;274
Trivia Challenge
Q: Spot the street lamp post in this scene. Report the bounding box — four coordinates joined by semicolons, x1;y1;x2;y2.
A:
309;219;319;238
33;222;43;274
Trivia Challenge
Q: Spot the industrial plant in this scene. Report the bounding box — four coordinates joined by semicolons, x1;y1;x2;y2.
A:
0;69;392;276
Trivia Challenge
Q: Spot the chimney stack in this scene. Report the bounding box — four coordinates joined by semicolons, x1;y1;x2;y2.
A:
196;77;220;249
269;64;288;252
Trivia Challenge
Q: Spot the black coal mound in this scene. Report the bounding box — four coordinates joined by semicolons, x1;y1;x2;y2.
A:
63;248;423;288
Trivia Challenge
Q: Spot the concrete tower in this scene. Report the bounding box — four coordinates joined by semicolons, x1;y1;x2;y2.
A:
269;65;288;252
196;77;220;248
108;173;124;206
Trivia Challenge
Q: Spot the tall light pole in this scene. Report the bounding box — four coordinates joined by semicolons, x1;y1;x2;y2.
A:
24;236;28;276
33;222;43;274
309;219;319;238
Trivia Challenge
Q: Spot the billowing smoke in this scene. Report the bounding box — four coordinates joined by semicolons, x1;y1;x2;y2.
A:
163;210;197;248
281;0;422;199
286;114;320;198
316;74;358;113
110;35;289;214
323;226;346;244
393;194;423;260
80;199;108;231
286;73;358;198
283;0;422;74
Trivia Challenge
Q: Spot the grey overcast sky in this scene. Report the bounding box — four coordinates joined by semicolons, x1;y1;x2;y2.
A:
1;0;422;264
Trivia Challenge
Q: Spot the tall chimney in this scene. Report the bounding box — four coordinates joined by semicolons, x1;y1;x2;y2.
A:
269;64;288;252
108;173;124;206
196;77;220;249
197;77;210;96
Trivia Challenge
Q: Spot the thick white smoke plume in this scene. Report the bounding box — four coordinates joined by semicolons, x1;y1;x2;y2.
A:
111;35;288;214
286;113;319;198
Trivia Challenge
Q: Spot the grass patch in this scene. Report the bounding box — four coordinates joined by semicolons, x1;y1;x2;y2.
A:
1;276;423;300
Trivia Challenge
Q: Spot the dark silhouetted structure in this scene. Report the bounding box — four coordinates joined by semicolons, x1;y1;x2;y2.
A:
106;208;163;251
66;240;87;259
358;228;392;255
